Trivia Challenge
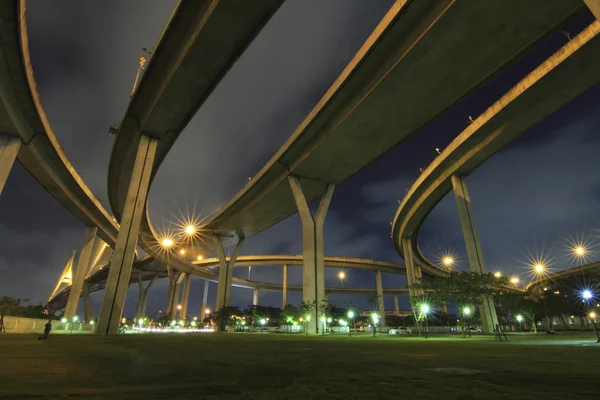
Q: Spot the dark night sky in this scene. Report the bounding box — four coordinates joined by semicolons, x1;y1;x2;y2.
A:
1;1;600;317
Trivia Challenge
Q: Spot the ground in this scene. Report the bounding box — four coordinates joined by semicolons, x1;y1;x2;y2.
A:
0;332;598;399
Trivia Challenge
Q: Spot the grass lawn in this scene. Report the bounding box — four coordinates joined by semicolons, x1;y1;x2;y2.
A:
0;332;599;399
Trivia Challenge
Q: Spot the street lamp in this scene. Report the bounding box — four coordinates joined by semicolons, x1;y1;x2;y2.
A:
197;255;204;261
494;271;502;278
420;304;430;339
70;315;79;335
179;249;186;255
589;311;600;343
510;276;520;285
443;257;454;267
347;311;355;337
516;314;523;331
582;289;593;301
371;313;379;337
185;225;196;235
161;238;173;248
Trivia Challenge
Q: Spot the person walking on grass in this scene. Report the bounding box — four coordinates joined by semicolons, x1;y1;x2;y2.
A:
41;319;52;340
494;323;508;341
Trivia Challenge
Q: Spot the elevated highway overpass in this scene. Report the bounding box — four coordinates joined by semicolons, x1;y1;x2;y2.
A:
392;19;600;332
47;254;409;321
106;0;587;334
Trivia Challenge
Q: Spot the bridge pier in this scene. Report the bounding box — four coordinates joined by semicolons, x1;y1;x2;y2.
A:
451;175;498;333
401;238;423;298
82;283;95;321
0;135;20;195
200;280;209;322
288;176;334;334
166;267;184;318
586;0;600;20
64;227;98;320
394;294;400;316
97;136;157;335
135;274;158;319
180;273;192;319
282;264;288;308
214;235;244;329
375;270;386;327
253;289;259;306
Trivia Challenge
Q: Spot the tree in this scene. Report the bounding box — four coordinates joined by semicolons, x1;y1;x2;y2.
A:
214;306;242;331
0;296;23;318
280;305;299;324
411;272;508;337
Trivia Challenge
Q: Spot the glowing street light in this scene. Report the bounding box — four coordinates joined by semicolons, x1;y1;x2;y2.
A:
197;255;204;261
179;249;186;255
347;310;355;337
515;314;524;325
589;311;600;343
574;246;586;257
463;306;471;316
443;257;454;267
420;304;431;339
510;276;520;285
371;313;380;337
494;271;502;278
533;263;545;275
177;304;182;310
61;318;67;324
582;289;593;301
185;225;196;235
338;271;346;281
260;318;266;326
161;238;173;248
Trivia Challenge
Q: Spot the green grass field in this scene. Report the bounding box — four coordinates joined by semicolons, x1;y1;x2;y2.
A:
1;332;598;399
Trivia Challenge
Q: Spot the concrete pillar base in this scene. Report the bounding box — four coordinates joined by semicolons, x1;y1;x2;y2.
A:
376;270;386;327
288;176;334;334
64;227;98;320
96;136;157;335
180;273;192;319
282;264;288;309
451;175;498;333
215;236;244;331
136;274;158;319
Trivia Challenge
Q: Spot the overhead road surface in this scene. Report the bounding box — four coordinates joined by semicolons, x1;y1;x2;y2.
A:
0;0;118;245
392;21;600;273
109;0;587;271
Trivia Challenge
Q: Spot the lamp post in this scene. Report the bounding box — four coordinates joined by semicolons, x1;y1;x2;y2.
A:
421;304;430;339
516;314;523;332
589;312;600;343
347;311;355;337
70;315;78;335
371;313;379;337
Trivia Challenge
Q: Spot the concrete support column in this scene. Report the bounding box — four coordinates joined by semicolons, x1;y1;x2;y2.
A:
0;135;20;195
394;294;400;316
401;238;423;297
135;275;158;319
180;273;192;319
375;270;386;327
585;0;600;20
82;283;94;322
97;136;157;335
214;235;244;312
288;176;334;334
200;280;209;320
64;227;98;319
282;264;288;308
253;289;259;306
166;267;184;317
451;175;498;333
